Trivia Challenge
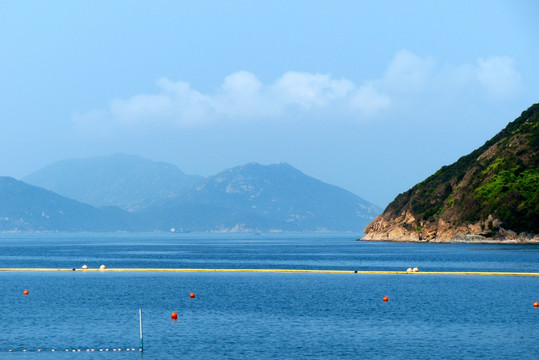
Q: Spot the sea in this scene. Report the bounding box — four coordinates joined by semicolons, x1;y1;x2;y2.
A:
0;233;538;359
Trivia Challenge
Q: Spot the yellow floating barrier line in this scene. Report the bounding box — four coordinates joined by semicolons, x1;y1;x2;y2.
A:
0;268;539;276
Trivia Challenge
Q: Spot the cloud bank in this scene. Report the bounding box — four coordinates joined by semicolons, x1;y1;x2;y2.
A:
476;56;522;99
74;50;522;131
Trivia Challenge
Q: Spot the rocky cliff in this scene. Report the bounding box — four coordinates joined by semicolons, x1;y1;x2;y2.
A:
362;103;539;243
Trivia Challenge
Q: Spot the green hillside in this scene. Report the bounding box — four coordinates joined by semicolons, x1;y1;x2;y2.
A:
367;103;538;240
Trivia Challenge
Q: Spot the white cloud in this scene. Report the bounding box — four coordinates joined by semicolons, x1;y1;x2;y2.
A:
476;56;521;99
381;50;435;94
350;82;391;116
221;71;262;95
272;72;355;108
74;51;522;132
212;71;279;119
109;78;213;127
95;71;365;128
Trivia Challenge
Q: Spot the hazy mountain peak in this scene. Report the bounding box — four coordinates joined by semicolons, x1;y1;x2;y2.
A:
159;162;381;232
23;154;202;210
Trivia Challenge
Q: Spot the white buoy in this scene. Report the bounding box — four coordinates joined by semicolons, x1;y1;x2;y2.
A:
82;264;88;269
407;267;413;272
99;264;106;270
413;267;419;272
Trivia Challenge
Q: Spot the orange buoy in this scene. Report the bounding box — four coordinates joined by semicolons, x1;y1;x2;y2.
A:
190;292;195;298
534;301;539;308
383;296;388;302
171;312;178;320
23;289;29;295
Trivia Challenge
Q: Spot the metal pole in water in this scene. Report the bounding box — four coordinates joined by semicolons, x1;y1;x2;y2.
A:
139;308;143;352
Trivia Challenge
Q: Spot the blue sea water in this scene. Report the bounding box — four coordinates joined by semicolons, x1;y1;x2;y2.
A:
0;233;538;359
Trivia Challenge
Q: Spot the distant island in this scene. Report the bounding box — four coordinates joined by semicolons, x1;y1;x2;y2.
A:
362;103;539;243
0;158;380;233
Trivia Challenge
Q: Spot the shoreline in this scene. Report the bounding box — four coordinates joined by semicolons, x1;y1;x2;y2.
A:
358;237;539;244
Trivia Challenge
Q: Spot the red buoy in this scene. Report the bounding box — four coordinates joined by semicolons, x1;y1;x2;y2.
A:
383;296;388;302
190;292;195;298
171;312;178;320
23;289;29;295
534;301;539;308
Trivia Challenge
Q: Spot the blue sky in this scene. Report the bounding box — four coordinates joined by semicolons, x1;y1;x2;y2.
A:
1;1;537;207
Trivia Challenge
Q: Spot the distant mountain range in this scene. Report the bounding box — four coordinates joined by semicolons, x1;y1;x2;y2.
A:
363;103;539;242
1;156;380;232
0;177;131;232
23;153;202;211
140;162;380;232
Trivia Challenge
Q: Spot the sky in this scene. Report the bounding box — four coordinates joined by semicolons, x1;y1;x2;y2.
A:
1;1;538;208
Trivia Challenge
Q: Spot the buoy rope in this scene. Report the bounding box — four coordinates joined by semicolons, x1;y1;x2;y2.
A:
0;268;538;276
3;347;141;353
